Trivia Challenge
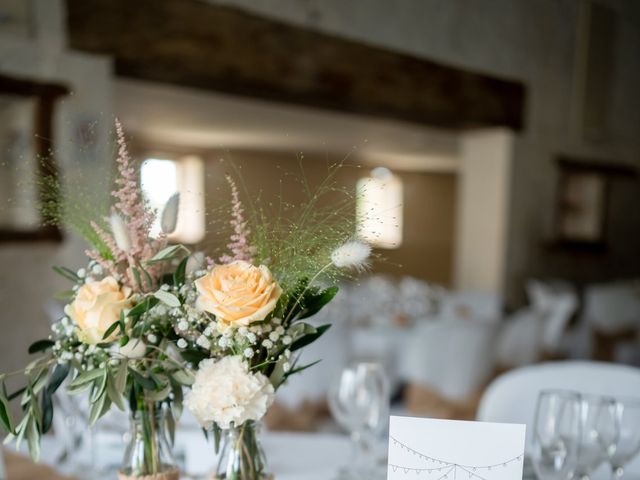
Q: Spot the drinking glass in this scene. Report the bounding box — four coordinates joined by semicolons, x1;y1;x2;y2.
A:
575;394;620;480
531;390;582;480
328;362;390;480
609;397;640;480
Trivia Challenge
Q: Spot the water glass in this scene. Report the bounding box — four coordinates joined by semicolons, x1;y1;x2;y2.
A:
329;362;390;479
575;395;620;480
531;390;582;480
609;397;640;480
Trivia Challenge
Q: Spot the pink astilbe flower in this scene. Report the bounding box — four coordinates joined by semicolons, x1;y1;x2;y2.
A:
86;119;167;291
219;175;256;264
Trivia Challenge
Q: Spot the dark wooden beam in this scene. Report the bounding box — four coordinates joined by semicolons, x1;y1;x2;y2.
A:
66;0;526;130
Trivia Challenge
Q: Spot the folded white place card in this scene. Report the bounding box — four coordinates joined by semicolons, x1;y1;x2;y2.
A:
388;416;526;480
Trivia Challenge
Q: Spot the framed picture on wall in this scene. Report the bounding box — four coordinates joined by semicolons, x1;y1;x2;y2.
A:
553;155;637;250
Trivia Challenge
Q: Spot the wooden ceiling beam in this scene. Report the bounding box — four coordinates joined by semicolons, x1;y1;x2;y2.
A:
66;0;526;130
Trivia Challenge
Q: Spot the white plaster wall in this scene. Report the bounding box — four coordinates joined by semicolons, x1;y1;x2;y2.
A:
210;0;640;304
0;0;114;374
455;129;513;294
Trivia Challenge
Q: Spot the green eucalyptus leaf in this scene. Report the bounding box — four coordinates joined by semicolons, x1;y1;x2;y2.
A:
27;416;40;462
146;245;184;264
47;363;71;395
27;340;55;355
115;361;128;393
154;291;181;308
297;286;339;320
106;372;126;411
52;266;80;283
0;391;14;434
41;389;53;434
147;383;171;402
127;297;160;318
88;391;106;426
289;324;331;352
173;256;189;286
68;368;105;389
129;368;155;390
171;369;195;386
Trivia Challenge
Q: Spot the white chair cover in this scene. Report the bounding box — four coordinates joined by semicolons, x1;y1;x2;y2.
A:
477;361;640;458
400;320;497;400
526;279;578;352
583;281;640;333
496;308;544;367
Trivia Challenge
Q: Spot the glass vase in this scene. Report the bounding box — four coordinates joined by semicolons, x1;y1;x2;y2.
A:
118;404;179;480
214;421;272;480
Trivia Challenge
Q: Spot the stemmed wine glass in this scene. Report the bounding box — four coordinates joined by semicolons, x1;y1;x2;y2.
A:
328;362;390;480
531;390;582;480
574;394;620;480
609;397;640;480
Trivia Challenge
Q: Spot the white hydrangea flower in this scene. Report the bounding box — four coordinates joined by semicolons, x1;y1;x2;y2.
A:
185;356;275;429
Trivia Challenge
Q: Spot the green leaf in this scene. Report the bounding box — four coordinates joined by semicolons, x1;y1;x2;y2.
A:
52;266;80;283
88;391;107;426
27;416;40;462
131;267;144;291
147;383;171;402
146;245;185;264
285;359;321;378
47;363;71;395
0;390;14;434
171;369;195;386
27;340;54;355
102;319;121;340
106;371;126;411
173;256;189;286
129;368;155;390
68;368;105;389
269;356;288;389
179;348;207;366
90;369;108;403
127;297;160;318
289;324;331;352
52;289;75;301
41;389;53;434
297;286;339;320
115;361;128;393
154;290;181;308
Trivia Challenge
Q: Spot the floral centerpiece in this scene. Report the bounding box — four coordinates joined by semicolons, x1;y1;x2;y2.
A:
0;121;194;480
171;175;371;479
0;120;371;480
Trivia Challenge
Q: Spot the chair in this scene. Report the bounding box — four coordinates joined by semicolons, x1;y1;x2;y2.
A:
477;361;640;463
496;307;545;367
401;320;497;401
526;279;578;353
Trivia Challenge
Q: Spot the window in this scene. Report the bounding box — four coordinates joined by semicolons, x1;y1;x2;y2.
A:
356;167;403;249
140;156;205;244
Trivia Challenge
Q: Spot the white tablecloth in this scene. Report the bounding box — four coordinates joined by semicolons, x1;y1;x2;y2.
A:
32;430;355;479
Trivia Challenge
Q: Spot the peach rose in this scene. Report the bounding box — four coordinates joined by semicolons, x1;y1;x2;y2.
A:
195;261;282;329
65;276;133;344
